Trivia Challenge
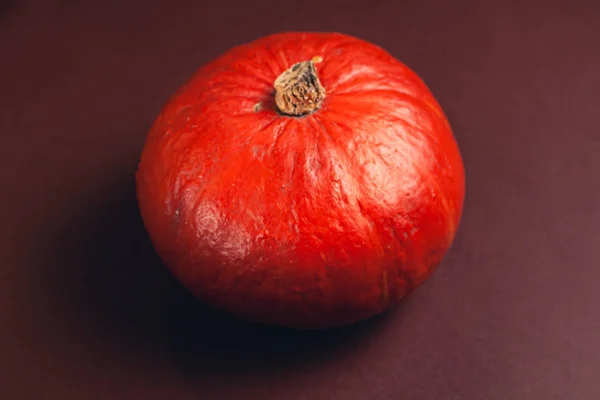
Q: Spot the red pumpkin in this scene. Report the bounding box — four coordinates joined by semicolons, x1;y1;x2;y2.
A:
136;32;465;330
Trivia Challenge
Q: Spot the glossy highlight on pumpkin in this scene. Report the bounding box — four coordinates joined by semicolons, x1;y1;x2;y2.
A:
136;32;466;330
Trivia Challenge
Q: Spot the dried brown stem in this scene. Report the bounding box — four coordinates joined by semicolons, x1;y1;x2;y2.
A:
273;61;326;117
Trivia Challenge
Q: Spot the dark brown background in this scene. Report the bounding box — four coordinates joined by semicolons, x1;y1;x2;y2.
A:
2;0;599;399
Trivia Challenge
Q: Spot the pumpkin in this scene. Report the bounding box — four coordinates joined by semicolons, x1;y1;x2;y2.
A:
136;32;465;330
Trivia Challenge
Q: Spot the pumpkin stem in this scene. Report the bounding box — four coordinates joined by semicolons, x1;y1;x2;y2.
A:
274;60;326;116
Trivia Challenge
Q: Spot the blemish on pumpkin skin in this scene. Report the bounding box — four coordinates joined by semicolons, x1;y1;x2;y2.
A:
252;146;265;160
253;102;262;112
163;105;192;136
172;208;181;234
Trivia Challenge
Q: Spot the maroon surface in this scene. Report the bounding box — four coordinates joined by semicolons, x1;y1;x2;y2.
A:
2;1;599;399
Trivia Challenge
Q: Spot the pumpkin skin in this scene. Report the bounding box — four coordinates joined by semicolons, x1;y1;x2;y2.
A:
136;32;465;330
